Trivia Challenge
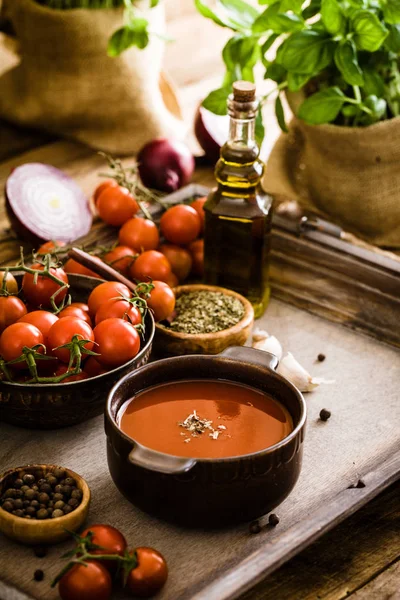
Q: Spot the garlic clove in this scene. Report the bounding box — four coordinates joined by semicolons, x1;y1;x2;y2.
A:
252;335;283;360
277;352;335;393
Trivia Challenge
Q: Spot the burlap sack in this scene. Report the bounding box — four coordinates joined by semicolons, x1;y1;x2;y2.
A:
263;116;400;249
0;0;185;154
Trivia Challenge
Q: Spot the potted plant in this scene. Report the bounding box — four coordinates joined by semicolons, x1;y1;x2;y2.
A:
196;0;400;248
0;0;184;154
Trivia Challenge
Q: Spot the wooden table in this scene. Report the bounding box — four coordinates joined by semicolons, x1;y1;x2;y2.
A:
0;2;399;599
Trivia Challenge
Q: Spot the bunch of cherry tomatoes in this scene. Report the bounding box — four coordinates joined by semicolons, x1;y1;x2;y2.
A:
54;523;167;600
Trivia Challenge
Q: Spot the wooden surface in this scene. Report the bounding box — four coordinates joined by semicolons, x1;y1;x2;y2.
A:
0;2;399;599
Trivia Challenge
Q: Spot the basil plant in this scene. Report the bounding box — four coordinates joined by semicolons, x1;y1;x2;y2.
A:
195;0;400;135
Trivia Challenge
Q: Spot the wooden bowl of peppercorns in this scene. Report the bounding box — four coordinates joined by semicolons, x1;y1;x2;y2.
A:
0;464;90;545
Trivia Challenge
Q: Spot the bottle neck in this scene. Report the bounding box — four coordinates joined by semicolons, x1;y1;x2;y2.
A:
228;116;257;149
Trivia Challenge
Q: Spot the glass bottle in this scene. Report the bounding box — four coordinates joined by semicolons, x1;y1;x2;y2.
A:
203;81;273;318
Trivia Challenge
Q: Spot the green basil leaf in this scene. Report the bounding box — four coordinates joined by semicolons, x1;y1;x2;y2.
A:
258;0;279;5
255;107;265;146
298;86;345;124
334;40;363;86
107;21;149;56
341;104;358;117
252;4;304;33
275;94;288;132
363;68;385;96
321;0;346;35
150;0;160;7
278;30;334;75
222;36;260;83
265;62;287;82
287;72;311;91
383;0;400;25
262;32;279;55
302;0;321;20
194;0;243;30
280;0;303;14
202;87;230;115
363;95;387;120
352;9;388;52
385;23;400;51
218;0;260;27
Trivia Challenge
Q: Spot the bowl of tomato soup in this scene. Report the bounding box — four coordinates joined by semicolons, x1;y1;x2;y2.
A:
105;346;306;527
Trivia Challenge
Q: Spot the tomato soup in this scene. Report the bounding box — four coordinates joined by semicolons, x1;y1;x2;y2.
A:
118;380;293;459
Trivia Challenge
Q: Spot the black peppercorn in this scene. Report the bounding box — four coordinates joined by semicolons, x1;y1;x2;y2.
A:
33;546;47;558
64;477;76;487
14;499;24;510
36;509;48;519
23;474;35;485
37;479;46;487
20;485;29;493
317;353;326;362
249;521;261;534
13;509;24;517
32;485;39;492
38;493;50;504
53;467;65;479
61;485;72;497
25;489;36;501
268;513;280;526
53;493;64;502
4;488;16;499
23;500;30;507
33;569;44;582
63;505;73;514
71;489;82;500
54;500;65;510
54;485;63;494
47;475;58;487
52;509;64;518
24;515;32;519
14;479;23;489
67;498;79;508
2;501;14;512
30;500;40;509
14;489;24;499
26;506;36;516
39;483;52;494
319;409;331;421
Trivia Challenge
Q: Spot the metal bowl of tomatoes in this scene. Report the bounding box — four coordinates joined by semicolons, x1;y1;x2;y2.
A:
0;273;154;430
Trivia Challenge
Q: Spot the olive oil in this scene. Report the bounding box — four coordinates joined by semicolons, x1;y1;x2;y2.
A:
203;81;273;318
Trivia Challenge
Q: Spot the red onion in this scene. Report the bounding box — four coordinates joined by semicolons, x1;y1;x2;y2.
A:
194;104;229;164
137;139;195;193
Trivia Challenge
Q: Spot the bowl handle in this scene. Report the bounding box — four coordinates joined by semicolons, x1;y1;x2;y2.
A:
220;346;279;371
128;445;196;475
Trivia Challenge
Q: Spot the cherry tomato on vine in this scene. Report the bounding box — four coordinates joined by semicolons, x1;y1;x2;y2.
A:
164;272;179;288
58;560;112;600
47;317;94;364
83;356;108;377
188;238;204;276
146;281;175;322
125;547;168;598
130;251;171;283
59;305;93;326
93;179;118;205
64;258;101;279
0;296;27;333
22;264;69;309
97;186;139;227
87;282;131;316
160;205;201;245
70;302;90;313
80;524;127;571
103;246;136;277
0;271;18;295
0;323;44;369
55;364;89;383
159;244;192;282
118;217;159;252
18;310;58;344
94;318;140;368
95;298;142;326
37;240;66;254
190;197;206;232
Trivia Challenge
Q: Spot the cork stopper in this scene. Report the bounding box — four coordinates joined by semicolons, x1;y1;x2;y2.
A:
232;81;256;103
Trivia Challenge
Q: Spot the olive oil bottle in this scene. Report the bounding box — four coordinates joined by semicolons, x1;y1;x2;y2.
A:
203;81;273;318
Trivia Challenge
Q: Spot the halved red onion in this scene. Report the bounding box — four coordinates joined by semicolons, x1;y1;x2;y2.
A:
194;105;229;164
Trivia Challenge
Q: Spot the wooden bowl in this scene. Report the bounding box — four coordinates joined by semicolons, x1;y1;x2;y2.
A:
154;284;254;356
0;464;90;545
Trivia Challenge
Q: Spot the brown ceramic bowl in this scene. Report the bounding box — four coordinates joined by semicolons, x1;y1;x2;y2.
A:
154;284;254;356
105;346;306;527
0;273;154;429
0;464;90;545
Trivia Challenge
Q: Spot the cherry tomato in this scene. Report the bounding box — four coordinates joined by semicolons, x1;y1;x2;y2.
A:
188;238;204;276
55;364;89;382
88;282;131;316
146;281;175;322
103;246;136;277
22;264;69;308
95;298;142;326
94;319;140;368
190;197;206;232
125;547;168;598
64;258;102;279
93;179;118;205
159;244;192;282
59;560;112;600
165;272;179;288
118;218;159;252
160;205;201;245
84;356;108;377
0;296;27;333
18;310;58;344
59;305;93;326
70;302;90;313
37;240;66;254
0;271;18;295
97;185;139;227
0;323;44;369
47;317;94;364
130;251;171;283
80;524;127;571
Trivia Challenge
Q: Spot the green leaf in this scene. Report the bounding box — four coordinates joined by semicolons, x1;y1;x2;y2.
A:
280;0;303;13
383;0;400;25
222;36;260;85
202;87;230;115
278;30;334;75
334;40;363;86
385;23;400;51
298;87;345;124
352;9;388;52
255;107;265;146
302;0;321;20
341;104;358;117
287;71;311;91
321;0;346;35
218;0;260;27
363;68;385;96
107;22;149;56
363;95;387;120
257;0;279;5
194;0;243;30
252;4;304;33
150;0;160;7
265;62;287;82
275;94;288;132
261;32;279;55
